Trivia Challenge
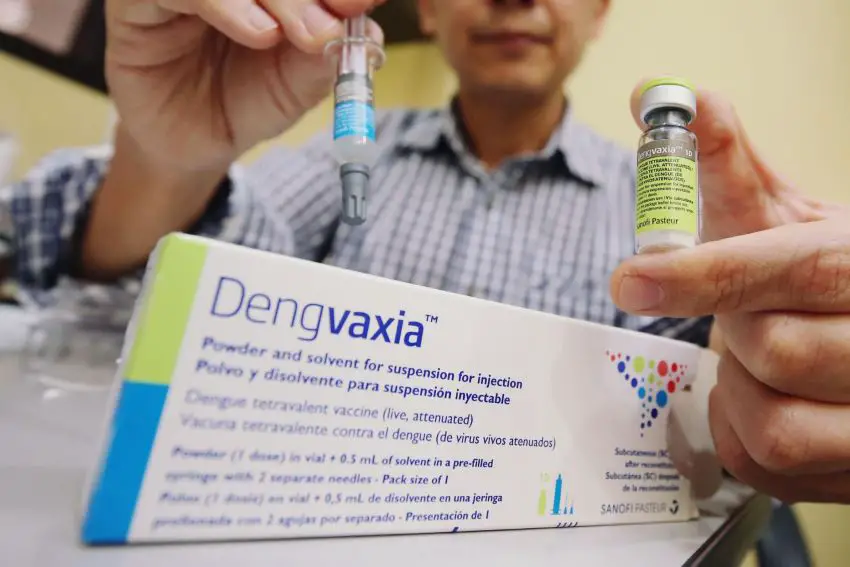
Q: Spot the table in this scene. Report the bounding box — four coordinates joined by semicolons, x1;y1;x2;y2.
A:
0;351;772;567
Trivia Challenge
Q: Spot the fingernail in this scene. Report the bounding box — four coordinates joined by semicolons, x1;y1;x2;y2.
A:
301;3;339;37
248;5;278;32
618;275;664;311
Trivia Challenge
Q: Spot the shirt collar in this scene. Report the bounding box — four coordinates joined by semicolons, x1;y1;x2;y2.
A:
396;97;606;187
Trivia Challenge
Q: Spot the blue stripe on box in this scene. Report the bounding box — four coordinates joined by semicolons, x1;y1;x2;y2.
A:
82;380;169;544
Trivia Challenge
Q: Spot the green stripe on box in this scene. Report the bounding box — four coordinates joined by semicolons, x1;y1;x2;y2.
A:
124;235;209;385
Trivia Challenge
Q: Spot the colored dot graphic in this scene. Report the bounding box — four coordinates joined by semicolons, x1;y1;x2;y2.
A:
608;351;688;436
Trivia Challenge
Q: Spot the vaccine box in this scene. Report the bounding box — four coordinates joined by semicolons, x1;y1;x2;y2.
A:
80;233;718;545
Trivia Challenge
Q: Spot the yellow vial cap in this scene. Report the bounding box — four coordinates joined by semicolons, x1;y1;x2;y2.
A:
639;76;696;96
639;76;697;125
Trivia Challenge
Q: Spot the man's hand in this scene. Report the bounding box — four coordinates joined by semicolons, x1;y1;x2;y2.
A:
107;0;384;174
615;81;850;503
611;220;850;503
80;0;384;279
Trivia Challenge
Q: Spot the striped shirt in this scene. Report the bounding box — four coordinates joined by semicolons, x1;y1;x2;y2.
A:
4;100;711;345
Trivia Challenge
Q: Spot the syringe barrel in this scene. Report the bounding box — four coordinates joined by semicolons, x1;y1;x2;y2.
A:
345;14;368;38
336;16;372;77
330;16;382;162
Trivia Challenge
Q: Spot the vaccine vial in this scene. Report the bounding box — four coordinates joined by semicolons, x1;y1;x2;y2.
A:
325;16;385;225
635;77;699;253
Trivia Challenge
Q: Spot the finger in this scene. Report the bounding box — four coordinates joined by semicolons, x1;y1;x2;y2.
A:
715;352;850;475
258;0;385;54
611;219;850;316
322;0;388;18
366;15;385;47
115;0;178;25
666;395;724;500
113;0;284;49
716;311;850;403
709;386;850;503
259;0;343;53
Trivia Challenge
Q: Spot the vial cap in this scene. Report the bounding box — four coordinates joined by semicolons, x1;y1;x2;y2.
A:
639;76;697;126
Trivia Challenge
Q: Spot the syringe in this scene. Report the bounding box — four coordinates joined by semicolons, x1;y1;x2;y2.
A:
325;15;386;225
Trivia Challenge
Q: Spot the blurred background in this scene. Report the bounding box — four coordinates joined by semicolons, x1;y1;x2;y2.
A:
0;0;848;564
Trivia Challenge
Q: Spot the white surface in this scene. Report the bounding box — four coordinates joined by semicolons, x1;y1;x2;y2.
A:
0;350;758;567
0;305;35;352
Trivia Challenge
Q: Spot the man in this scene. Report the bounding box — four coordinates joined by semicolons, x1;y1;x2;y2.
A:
9;0;709;340
5;0;850;503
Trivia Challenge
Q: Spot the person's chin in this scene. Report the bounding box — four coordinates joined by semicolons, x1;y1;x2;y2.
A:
471;76;553;100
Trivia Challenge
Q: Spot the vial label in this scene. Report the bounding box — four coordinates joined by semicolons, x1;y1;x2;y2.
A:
333;73;375;142
636;139;698;236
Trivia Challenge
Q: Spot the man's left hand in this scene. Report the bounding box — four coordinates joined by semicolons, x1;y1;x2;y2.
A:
612;219;850;502
615;81;850;503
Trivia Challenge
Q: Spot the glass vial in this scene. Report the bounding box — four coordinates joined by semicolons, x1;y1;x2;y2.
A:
325;16;385;225
635;77;699;253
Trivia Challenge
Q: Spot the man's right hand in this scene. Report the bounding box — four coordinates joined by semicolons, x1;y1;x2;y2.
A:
80;0;383;280
108;0;384;173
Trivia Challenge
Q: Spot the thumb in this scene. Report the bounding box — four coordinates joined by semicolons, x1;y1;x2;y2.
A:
630;80;798;241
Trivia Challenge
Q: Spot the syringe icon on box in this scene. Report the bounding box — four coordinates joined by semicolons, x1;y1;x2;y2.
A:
538;473;575;517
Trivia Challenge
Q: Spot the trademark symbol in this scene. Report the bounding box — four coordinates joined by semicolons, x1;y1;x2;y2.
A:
425;314;439;323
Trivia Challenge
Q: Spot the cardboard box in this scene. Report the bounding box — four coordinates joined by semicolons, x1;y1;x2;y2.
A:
80;233;718;545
